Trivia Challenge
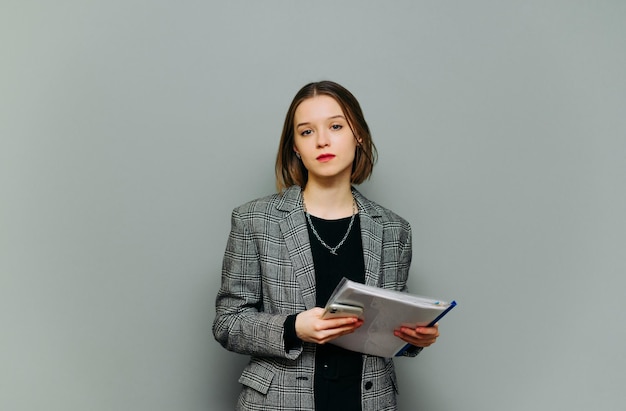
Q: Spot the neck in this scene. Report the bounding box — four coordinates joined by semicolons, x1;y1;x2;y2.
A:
302;181;355;220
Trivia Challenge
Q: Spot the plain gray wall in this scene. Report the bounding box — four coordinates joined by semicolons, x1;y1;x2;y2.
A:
1;1;625;410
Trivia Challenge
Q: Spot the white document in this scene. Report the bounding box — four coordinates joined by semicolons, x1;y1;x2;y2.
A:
324;278;456;357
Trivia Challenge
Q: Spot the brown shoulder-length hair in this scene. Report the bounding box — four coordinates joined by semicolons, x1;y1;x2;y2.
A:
275;80;378;192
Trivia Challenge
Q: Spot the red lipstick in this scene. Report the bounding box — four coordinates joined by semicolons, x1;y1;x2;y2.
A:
316;153;336;162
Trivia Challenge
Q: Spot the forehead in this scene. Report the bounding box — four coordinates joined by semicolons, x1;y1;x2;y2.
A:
294;95;344;123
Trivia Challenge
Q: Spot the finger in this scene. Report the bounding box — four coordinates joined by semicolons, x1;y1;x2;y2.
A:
311;317;358;334
318;322;363;344
394;328;438;347
415;325;438;334
320;316;361;330
395;334;436;347
397;326;422;338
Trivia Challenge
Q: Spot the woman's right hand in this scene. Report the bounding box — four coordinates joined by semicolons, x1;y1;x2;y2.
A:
295;307;363;344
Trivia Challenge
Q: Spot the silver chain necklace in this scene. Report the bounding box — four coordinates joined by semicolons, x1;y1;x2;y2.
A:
303;195;357;255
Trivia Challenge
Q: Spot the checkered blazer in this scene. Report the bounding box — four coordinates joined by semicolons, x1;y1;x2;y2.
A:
213;185;417;411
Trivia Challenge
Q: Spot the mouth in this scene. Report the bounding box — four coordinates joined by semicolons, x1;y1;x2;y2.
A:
316;154;336;162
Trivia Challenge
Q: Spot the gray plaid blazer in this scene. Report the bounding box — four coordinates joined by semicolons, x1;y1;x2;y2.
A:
213;185;417;411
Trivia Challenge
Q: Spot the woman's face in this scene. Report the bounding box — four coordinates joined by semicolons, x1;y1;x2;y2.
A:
293;95;360;185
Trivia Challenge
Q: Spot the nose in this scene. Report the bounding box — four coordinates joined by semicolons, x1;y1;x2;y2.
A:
316;129;330;148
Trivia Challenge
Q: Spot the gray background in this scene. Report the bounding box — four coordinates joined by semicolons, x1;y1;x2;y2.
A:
1;1;625;410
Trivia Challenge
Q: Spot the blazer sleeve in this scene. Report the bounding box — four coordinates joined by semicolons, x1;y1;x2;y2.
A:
212;208;302;360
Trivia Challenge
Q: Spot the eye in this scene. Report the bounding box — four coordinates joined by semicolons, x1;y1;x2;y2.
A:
331;124;343;131
300;129;312;136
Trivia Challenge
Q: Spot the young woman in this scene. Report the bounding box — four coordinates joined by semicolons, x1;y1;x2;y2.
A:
213;81;440;411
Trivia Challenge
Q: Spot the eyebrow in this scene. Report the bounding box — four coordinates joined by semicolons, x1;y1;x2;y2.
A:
296;115;346;129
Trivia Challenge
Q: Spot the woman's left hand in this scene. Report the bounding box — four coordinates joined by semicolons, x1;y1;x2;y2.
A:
394;323;440;348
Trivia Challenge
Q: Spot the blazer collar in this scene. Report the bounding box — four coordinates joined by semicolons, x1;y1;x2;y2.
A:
353;190;384;288
277;185;383;309
275;185;382;218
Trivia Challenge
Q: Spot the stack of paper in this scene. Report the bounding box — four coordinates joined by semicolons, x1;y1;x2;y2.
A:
324;278;457;357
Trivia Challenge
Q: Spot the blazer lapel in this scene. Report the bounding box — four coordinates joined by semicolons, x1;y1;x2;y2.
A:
277;187;317;309
276;186;383;308
354;189;383;287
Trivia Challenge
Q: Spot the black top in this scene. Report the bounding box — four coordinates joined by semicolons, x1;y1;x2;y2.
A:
282;213;365;410
309;214;365;305
309;214;365;411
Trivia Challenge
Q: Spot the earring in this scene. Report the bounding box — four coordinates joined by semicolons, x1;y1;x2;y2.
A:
295;152;301;159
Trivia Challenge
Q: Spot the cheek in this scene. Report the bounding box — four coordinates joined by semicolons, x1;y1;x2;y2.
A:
345;139;359;154
293;140;306;155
